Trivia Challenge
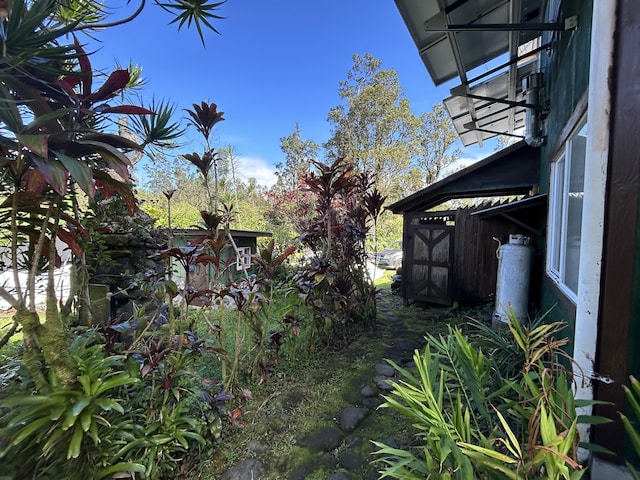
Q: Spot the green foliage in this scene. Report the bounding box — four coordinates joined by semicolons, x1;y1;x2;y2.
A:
0;335;143;479
294;158;382;348
621;376;640;478
374;308;605;479
0;325;230;479
325;53;460;203
274;122;320;193
157;0;227;46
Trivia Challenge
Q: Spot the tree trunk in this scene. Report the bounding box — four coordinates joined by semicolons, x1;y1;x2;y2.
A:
14;298;78;391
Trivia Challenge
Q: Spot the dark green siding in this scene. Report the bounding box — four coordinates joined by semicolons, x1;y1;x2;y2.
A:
539;0;593;162
536;0;593;341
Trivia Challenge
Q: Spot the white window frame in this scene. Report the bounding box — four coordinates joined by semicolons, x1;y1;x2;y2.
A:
546;116;587;303
235;246;252;271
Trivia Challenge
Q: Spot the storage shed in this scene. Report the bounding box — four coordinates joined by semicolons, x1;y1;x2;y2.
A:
170;228;272;292
388;141;545;307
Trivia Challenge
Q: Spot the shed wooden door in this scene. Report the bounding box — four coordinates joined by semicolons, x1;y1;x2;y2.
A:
405;224;454;305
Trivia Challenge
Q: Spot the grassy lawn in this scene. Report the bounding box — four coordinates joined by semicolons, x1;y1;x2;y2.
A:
373;268;395;290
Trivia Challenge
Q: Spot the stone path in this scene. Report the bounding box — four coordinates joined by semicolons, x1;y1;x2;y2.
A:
219;293;452;480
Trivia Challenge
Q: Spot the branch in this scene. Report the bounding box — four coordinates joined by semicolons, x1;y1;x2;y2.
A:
0;285;19;310
74;0;146;31
28;202;54;311
10;188;22;302
0;320;19;350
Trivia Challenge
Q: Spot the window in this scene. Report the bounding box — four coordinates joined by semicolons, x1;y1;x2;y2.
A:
235;246;252;271
546;117;587;302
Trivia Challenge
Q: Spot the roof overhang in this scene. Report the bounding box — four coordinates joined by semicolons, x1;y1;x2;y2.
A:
172;229;273;238
471;193;547;235
387;140;539;213
394;0;576;146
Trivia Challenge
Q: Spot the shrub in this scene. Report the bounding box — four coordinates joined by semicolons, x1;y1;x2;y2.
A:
373;307;607;479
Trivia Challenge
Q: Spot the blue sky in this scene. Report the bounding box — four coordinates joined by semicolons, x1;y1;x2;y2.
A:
88;1;495;188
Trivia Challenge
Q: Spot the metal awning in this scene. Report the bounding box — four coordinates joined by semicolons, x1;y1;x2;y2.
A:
394;0;576;146
444;59;537;146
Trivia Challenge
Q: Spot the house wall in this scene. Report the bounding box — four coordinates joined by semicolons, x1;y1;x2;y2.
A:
594;0;640;463
536;0;593;339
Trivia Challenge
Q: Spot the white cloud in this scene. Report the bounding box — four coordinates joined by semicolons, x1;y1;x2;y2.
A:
439;151;492;179
236;156;278;188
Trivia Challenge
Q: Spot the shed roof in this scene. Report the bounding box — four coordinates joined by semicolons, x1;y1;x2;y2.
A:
387;140;539;213
171;228;272;239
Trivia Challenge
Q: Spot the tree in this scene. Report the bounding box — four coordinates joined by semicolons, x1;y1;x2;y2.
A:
414;103;461;185
264;124;320;244
218;144;240;207
274;123;319;193
325;54;463;201
325;53;419;202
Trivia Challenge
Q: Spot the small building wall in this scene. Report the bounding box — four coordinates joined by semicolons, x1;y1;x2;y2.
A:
170;231;260;289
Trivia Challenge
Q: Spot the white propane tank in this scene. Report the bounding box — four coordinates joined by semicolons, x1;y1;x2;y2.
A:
493;234;534;325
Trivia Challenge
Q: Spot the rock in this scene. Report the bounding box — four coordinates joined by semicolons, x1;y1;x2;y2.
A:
377;435;402;449
339;407;369;432
360;384;377;398
297;426;344;451
374;363;395;376
246;439;268;455
393;339;420;352
366;469;381;480
339;450;365;470
328;473;357;480
291;453;337;480
222;458;265;480
373;375;395;391
362;397;382;409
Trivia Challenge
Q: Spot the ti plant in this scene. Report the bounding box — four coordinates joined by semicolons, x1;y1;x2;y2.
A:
295;158;384;348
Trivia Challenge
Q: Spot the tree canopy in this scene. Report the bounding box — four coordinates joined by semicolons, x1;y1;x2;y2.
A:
323;53;460;203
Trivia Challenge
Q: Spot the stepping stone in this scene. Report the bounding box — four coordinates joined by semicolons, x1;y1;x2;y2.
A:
374;363;395;376
246;439;268;455
339;449;365;470
339;407;369;432
222;458;265;480
361;384;377;398
392;339;421;352
328;473;356;480
362;397;382;409
297;426;344;451
373;375;395;391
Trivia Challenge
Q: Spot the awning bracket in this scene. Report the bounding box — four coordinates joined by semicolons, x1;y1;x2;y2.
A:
463;122;525;139
450;88;541;110
425;16;577;33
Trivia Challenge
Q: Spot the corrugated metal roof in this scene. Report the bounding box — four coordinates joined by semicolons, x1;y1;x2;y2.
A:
394;0;545;85
387;140;539;213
